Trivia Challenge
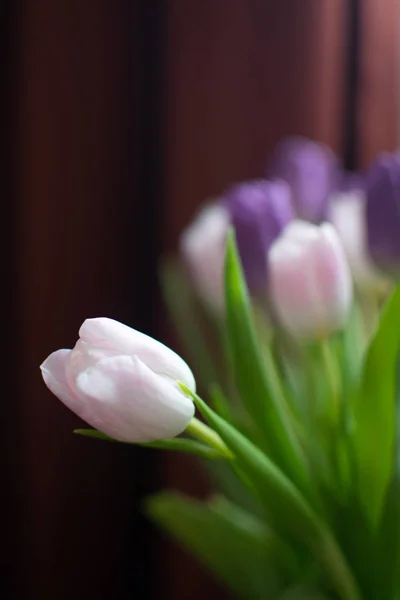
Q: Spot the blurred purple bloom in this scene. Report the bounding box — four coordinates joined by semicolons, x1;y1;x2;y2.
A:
267;136;338;222
366;153;400;269
225;179;294;292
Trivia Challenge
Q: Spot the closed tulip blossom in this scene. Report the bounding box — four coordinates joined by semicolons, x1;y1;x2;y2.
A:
180;203;229;309
365;153;400;273
225;179;294;292
267;136;338;222
329;190;388;292
41;318;196;442
268;221;352;341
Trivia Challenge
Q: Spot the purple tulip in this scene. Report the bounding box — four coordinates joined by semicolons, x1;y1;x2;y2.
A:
366;153;400;270
267;136;338;222
225;179;294;292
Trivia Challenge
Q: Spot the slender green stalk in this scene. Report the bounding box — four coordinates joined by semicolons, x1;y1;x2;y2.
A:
317;531;362;600
186;417;234;459
321;340;341;424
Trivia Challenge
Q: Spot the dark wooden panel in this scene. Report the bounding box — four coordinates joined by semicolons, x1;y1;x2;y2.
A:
7;1;157;598
163;0;347;251
357;0;399;166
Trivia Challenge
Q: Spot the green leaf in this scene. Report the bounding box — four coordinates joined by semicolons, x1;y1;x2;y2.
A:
190;391;361;600
277;586;329;600
159;258;220;388
333;495;375;599
224;231;309;494
74;429;114;440
141;438;229;459
353;284;400;527
208;382;235;423
146;491;284;600
209;495;300;578
74;429;227;460
374;354;400;598
206;459;265;518
337;302;365;398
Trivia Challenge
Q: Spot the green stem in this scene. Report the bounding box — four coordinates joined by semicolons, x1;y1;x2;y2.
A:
185;417;234;459
319;531;361;600
321;340;341;424
321;340;357;503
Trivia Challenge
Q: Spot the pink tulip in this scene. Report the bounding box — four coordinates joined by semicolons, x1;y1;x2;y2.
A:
40;318;196;442
268;220;352;341
180;203;229;309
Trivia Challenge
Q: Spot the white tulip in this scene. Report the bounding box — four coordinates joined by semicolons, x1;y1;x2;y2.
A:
329;190;388;292
180;203;229;309
41;318;195;442
268;220;352;341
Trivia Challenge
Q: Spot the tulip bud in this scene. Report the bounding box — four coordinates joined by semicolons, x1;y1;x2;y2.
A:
224;179;294;292
180;203;229;309
365;153;400;274
329;190;388;292
267;136;338;222
40;318;196;442
268;221;352;341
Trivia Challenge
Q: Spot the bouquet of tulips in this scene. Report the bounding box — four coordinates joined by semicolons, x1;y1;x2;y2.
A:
41;138;400;600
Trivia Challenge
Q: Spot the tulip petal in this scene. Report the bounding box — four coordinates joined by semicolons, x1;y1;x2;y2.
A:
317;223;352;328
75;355;195;442
366;153;400;268
281;220;319;243
40;349;87;418
269;239;320;338
180;202;229;309
268;220;352;340
79;318;196;392
66;339;118;392
329;192;387;290
225;180;294;291
267;136;338;222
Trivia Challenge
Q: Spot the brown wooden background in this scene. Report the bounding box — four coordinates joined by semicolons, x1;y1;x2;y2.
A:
3;1;398;599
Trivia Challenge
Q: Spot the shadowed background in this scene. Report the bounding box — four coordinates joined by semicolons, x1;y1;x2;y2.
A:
3;1;398;599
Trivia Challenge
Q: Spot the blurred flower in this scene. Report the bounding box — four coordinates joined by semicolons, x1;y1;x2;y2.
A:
267;136;338;222
41;318;195;442
365;153;400;273
329;190;388;292
180;203;229;309
268;221;352;341
225;179;294;292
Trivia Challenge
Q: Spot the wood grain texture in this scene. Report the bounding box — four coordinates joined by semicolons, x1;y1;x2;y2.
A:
357;0;399;166
7;1;156;598
163;0;347;251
